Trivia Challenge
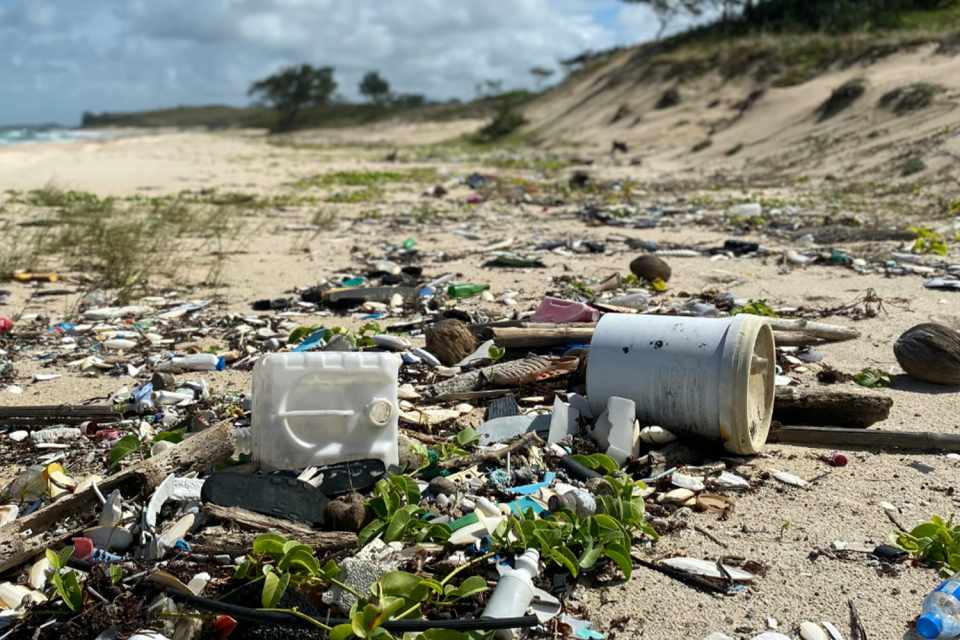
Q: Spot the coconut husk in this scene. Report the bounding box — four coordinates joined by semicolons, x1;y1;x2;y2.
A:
324;492;369;533
894;323;960;385
425;318;477;366
629;255;672;283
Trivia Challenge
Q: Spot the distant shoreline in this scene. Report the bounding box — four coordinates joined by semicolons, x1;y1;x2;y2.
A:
0;127;112;148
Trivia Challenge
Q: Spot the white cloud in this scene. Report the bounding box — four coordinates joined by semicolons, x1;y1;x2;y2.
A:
0;0;674;125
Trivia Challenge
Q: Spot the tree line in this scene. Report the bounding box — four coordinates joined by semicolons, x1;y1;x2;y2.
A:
623;0;958;38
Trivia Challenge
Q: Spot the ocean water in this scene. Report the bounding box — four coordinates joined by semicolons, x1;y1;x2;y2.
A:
0;128;109;147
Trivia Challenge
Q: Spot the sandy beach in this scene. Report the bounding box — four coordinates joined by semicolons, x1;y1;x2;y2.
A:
1;122;959;639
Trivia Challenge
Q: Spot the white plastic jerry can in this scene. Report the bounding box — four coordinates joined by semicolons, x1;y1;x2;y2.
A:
249;352;400;471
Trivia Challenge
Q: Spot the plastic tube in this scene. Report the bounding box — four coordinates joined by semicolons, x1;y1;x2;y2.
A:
158;354;225;372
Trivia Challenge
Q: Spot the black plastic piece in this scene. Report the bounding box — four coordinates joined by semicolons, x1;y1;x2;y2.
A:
201;473;327;527
316;459;386;496
487;395;520;420
558;456;603;481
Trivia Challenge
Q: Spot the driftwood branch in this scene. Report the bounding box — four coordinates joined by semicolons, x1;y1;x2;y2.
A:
768;426;960;452
0;421;237;573
765;318;859;342
485;326;596;348
200;504;357;551
0;404;121;427
437;432;542;471
774;387;892;428
476;319;859;350
192;526;356;557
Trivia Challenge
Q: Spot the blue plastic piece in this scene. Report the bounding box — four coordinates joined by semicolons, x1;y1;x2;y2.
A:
174;539;192;551
131;382;154;404
90;548;124;563
510;471;556;495
488;469;510;488
216;357;226;371
292;329;327;352
575;630;604;639
360;313;384;320
343;277;366;287
506;497;547;516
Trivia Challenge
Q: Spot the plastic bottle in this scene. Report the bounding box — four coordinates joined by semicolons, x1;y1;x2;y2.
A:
917;573;960;638
158;354;225;372
447;284;490;298
607;292;649;311
481;549;541;640
683;300;719;317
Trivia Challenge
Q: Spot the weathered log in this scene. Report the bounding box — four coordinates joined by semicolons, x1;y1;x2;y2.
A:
0;421;237;573
768;426;960;452
201;503;354;548
774;387;892;428
191;525;356;557
0;404;121;426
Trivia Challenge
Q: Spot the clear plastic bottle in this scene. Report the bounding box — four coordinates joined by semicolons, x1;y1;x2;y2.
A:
607;292;649;311
918;573;960;638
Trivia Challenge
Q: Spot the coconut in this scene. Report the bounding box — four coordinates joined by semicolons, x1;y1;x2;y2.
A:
629;255;672;283
894;323;960;385
324;492;368;533
425;319;477;367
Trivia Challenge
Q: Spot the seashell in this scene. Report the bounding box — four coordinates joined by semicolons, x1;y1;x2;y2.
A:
773;470;808;487
821;621;844;640
697;493;735;514
660;557;754;582
671;473;705;492
800;622;827;640
658;488;696;504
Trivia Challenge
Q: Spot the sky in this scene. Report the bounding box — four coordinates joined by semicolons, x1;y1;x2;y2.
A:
0;0;711;126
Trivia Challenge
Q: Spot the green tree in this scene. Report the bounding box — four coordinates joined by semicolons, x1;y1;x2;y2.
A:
620;0;710;39
359;71;391;105
530;66;555;90
248;64;337;131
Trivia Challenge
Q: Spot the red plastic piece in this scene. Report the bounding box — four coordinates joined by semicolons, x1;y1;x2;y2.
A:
215;615;238;639
71;537;94;560
530;297;600;324
830;451;849;467
0;318;12;333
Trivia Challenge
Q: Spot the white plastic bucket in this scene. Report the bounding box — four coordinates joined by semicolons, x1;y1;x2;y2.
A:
586;314;775;454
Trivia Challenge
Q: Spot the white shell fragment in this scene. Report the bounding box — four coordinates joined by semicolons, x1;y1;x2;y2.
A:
773;470;808;487
821;621;844;640
640;426;677;444
713;471;751;490
800;622;827;640
658;488;696;504
660;557;755;582
671;473;705;492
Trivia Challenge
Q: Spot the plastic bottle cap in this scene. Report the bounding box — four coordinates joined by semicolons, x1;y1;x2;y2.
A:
917;613;943;639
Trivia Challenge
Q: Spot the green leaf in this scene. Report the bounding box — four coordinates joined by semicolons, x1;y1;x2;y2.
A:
379;571;424;597
152;428;186;444
110;565;122;585
261;570;290;608
589;454;619;474
391;475;422;506
570;454;598;469
330;624;356;640
551;547;579;577
280;548;321;575
854;368;892;388
488;345;506;362
454;427;480;447
384;510;412;543
453;575;488;600
359;519;387;547
62;570;83;611
253;533;287;557
418;578;444;595
45;548;61;571
58;547;74;571
605;544;633;580
108;434;141;468
579;544;604;569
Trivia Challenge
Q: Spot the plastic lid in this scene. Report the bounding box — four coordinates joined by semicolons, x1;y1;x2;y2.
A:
917;614;943;639
720;314;776;455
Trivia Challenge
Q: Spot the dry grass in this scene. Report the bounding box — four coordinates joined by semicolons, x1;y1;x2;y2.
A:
1;185;246;303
